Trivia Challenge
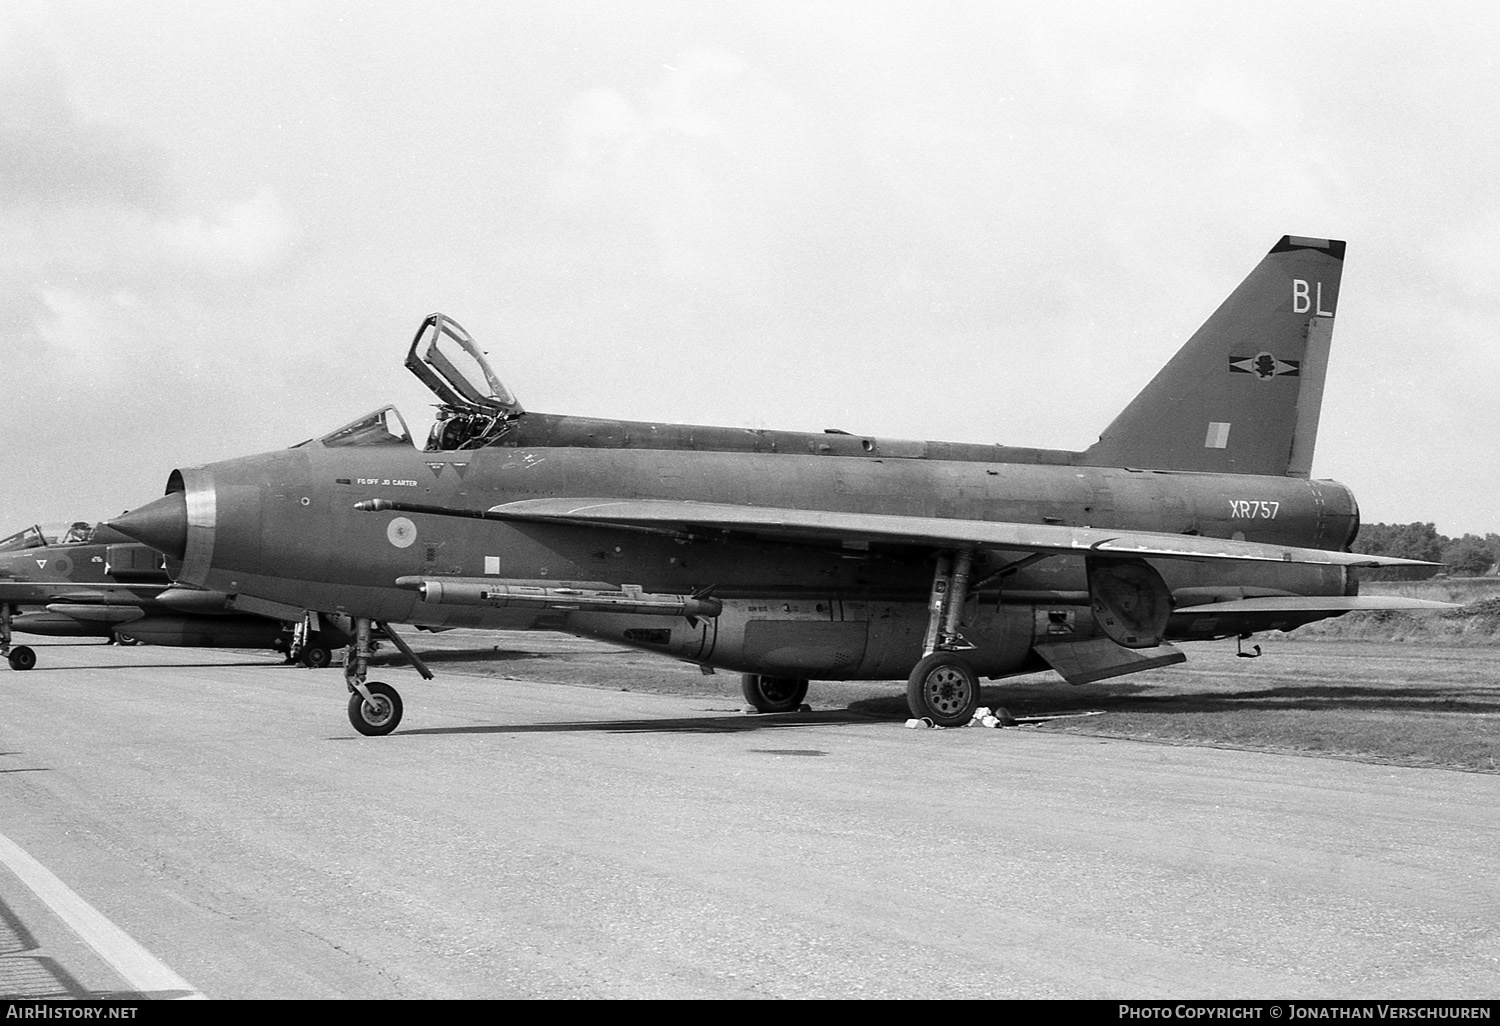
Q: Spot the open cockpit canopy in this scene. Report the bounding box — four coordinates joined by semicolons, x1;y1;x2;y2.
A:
303;314;525;450
405;313;519;414
404;313;523;451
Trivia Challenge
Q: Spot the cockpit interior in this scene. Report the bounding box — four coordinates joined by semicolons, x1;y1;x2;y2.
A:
0;521;95;551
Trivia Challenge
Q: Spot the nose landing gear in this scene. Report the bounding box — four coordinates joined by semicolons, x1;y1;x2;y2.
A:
2;605;36;671
342;617;433;736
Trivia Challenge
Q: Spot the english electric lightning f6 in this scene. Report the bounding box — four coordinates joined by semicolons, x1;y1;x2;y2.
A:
0;520;344;670
111;236;1445;734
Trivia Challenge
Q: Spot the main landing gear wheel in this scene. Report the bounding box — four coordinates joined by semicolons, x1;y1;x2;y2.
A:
113;634;140;646
906;654;980;727
348;681;403;736
7;646;36;672
741;674;810;713
299;644;333;669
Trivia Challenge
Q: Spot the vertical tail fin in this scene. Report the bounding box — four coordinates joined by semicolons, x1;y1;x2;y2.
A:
1080;236;1344;477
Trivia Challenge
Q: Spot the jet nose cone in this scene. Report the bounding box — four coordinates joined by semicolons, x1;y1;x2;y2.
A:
108;492;188;560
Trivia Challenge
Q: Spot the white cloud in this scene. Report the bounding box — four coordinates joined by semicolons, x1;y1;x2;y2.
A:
159;186;301;276
1427;215;1500;305
545;48;800;292
0;24;166;210
1190;64;1291;131
5;1;1500;537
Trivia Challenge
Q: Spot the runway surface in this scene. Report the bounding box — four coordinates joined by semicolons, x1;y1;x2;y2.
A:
1;640;1497;999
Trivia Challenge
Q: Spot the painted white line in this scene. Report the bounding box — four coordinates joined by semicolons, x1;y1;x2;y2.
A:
0;831;205;1000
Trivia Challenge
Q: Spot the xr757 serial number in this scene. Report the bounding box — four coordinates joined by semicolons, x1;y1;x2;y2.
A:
1229;500;1280;519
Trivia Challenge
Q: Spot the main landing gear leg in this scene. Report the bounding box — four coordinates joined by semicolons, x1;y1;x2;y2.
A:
288;612;309;664
2;604;36;672
344;617;403;736
293;611;336;668
907;549;981;727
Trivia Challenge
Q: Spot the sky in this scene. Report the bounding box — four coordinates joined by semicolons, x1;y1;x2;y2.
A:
2;1;1498;536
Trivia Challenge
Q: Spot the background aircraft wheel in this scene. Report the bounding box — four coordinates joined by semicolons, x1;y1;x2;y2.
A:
347;681;403;736
299;644;332;668
115;634;140;646
740;674;809;713
906;654;980;727
7;646;37;671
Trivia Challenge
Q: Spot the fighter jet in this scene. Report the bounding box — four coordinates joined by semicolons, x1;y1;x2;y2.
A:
0;519;346;669
110;236;1448;735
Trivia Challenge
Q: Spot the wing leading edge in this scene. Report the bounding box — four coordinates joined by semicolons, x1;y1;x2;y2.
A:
358;496;1437;570
470;497;1437;571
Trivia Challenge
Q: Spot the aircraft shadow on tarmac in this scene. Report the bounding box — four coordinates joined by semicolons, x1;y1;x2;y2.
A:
21;659;289;672
345;707;891;739
331;664;1500;740
0;894;190;1000
371;647;566;666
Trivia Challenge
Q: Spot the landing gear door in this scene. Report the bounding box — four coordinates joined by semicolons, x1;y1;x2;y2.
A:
405;313;523;417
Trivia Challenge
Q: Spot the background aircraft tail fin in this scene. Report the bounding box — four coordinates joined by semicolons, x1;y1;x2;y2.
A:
1080;236;1345;477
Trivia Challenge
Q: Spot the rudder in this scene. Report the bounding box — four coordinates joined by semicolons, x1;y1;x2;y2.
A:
1080;235;1345;477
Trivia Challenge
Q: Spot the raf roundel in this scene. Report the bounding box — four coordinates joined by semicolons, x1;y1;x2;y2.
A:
386;516;418;549
1229;352;1301;381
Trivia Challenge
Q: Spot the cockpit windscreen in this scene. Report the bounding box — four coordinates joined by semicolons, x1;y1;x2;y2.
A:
319;406;414;448
0;521;93;551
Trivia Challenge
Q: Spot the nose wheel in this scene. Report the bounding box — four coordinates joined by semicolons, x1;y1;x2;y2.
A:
2;606;35;671
348;681;403;736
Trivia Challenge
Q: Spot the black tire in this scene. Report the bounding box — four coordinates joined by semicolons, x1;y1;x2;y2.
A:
740;674;809;713
7;646;37;671
347;681;403;736
300;645;332;669
114;634;140;646
906;654;980;727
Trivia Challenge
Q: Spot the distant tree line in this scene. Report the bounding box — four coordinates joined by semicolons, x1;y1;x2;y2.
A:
1351;523;1500;577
